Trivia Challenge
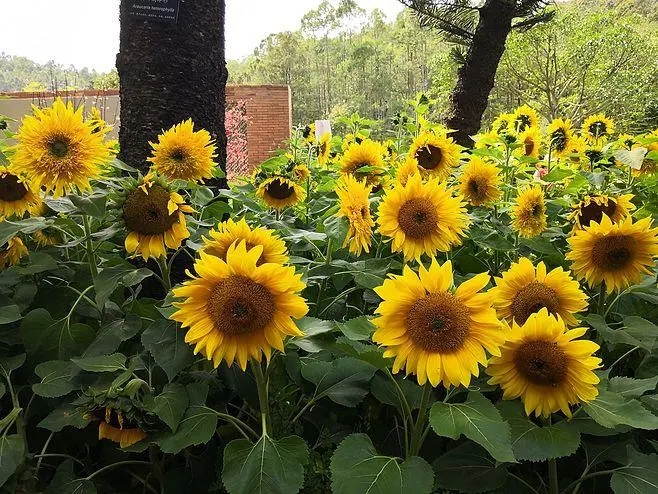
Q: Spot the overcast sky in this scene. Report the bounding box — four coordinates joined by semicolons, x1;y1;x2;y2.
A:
0;0;405;72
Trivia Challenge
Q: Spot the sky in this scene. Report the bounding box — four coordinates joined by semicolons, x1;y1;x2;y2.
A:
0;0;405;73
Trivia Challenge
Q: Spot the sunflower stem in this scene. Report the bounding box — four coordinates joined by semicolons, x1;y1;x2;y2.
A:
251;359;270;437
409;382;433;458
156;256;171;292
82;215;98;279
548;458;559;494
597;283;607;317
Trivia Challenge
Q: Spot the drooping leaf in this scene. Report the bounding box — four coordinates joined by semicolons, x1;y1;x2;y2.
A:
21;308;94;361
38;405;90;432
336;316;375;341
608;376;658;398
150;383;188;432
32;360;78;398
94;264;152;308
300;357;377;407
370;373;424;411
82;315;142;358
433;442;508;493
69;192;107;218
141;319;194;382
0;435;24;487
583;390;658;429
45;459;97;494
610;447;658;494
0;353;25;377
586;314;655;351
71;353;126;373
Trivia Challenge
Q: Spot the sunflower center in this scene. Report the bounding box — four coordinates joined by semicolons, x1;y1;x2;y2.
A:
467;177;488;201
591;235;634;271
524;137;535;156
514;340;568;386
589;122;606;137
47;136;70;158
207;275;275;335
579;199;617;228
123;185;178;235
397;198;438;239
551;129;567;152
0;174;29;202
170;148;187;162
531;204;543;217
510;281;561;325
266;178;295;200
406;292;470;353
415;145;443;170
516;115;532;132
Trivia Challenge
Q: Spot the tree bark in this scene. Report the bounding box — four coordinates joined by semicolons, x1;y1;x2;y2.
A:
116;0;227;183
447;0;516;146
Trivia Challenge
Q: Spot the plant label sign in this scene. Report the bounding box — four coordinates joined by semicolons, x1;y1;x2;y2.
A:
129;0;181;24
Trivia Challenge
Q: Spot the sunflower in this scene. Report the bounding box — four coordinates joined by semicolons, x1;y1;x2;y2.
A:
147;119;217;182
293;164;310;181
256;176;306;211
568;194;635;231
546;118;575;159
0;237;28;269
633;129;658;176
335;174;374;255
372;259;504;388
171;241;308;370
511;186;546;238
317;132;331;165
581;114;615;144
395;158;420;187
487;309;601;418
407;131;461;181
378;173;469;261
566;215;658;293
32;229;61;248
122;174;193;260
202;217;288;265
512;105;540;133
515;126;542;159
492;113;515;135
339;138;386;186
616;134;636;151
491;257;588;326
11;98;111;197
302;123;316;144
97;408;147;448
0;167;42;219
458;156;502;207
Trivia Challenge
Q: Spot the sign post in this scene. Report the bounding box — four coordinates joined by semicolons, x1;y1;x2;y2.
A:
128;0;181;24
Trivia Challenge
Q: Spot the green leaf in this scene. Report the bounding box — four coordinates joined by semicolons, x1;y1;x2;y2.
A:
611;447;658;494
223;435;309;494
157;383;217;454
38;405;90;432
45;459;97;494
544;167;573;182
323;215;348;248
151;383;189;432
585;315;654;351
71;353;126;372
583;390;658;429
0;217;52;245
336;316;374;341
623;317;658;350
608;376;658;398
11;252;58;275
370;373;424;411
0;353;25;377
301;357;377;407
21;308;95;361
0;435;24;487
0;301;21;324
69;192;107;218
141;319;194;382
429;391;515;463
433;442;508;493
613;148;647;170
498;401;580;461
330;433;433;494
82;315;142;358
32;360;78;397
94;264;152;308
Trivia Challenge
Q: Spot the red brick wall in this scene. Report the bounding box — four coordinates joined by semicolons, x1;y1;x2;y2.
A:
226;85;292;173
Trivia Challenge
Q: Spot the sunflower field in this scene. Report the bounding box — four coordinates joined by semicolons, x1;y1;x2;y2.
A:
1;95;658;494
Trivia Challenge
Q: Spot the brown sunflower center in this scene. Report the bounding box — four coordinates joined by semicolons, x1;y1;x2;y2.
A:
207;275;275;335
514;340;568;386
406;292;470;353
47;136;70;158
591;235;634;271
266;178;295;200
516;115;532;132
578;199;617;228
123;184;178;235
397;198;438;239
0;174;29;202
510;281;561;325
415;145;443;170
531;203;543;217
589;122;607;137
524;137;535;156
169;148;187;162
319;142;327;156
551;129;568;152
467;177;488;201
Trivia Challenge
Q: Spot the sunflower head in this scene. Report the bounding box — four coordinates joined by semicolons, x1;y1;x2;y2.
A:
373;259;504;388
96;407;148;448
492;113;516;135
395;157;421;187
293;164;311;181
0;166;42;219
407;131;461;181
171;241;308;370
582;114;615;144
317;132;332;165
458;156;503;207
546;118;575;158
566;215;658;293
487;309;601;418
512;105;539;133
568;194;635;231
511;186;546;238
515;126;542;159
256;176;306;211
339;138;386;186
0;236;28;269
335;174;374;255
302;122;316;144
11;98;112;197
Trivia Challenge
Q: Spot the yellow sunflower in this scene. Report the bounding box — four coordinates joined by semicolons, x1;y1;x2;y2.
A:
147;119;217;182
512;105;540;133
0;167;42;219
546;118;575;159
566;214;658;293
122;175;193;260
491;257;588;326
487;309;601;418
11;98;111;197
492;113;515;135
97;408;147;449
395;157;420;187
568;194;635;231
302;123;316;144
581;114;615;144
616;134;636;151
378;173;469;261
171;241;308;370
335;174;374;255
339;138;386;186
515;126;542;159
256;176;306;211
633;129;658;176
32;229;61;248
293;164;310;181
372;259;504;388
317;132;331;165
458;156;502;207
407;131;461;181
511;186;546;238
0;237;28;269
202;217;289;265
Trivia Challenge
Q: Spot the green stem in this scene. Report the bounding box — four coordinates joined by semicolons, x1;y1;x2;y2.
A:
156;256;171;292
508;472;540;494
597;283;607;316
290;399;315;425
385;369;413;456
216;412;259;441
548;458;559;494
251;359;270;436
82;215;98;279
85;461;150;481
409;382;433;458
563;469;619;494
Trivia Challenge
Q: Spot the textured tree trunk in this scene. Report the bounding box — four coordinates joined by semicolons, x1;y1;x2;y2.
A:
447;0;516;146
116;0;227;183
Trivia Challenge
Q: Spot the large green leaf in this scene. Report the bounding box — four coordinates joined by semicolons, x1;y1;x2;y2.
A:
0;300;21;324
32;360;78;398
0;354;25;378
0;435;24;487
69;192;107;218
38;405;90;432
21;308;94;361
223;435;308;494
45;459;97;494
82;315;142;358
498;401;580;461
433;442;508;493
141;319;194;381
370;373;424;411
584;390;658;429
429;391;515;463
336;316;375;341
611;447;658;494
608;376;658;398
330;433;433;494
94;264;152;308
586;315;655;351
150;383;188;432
71;353;126;373
300;357;376;407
